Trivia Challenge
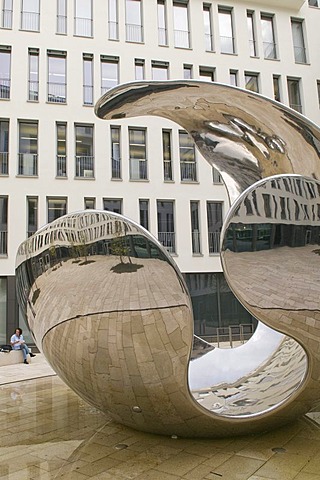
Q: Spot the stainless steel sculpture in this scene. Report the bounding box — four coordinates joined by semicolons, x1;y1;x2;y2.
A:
16;81;320;437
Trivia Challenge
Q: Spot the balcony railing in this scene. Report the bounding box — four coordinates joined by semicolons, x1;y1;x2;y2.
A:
174;29;189;48
1;9;12;28
57;15;67;34
294;45;307;63
47;83;66;103
108;21;118;40
208;231;220;254
289;103;303;113
158;27;167;46
0;152;8;175
192;231;201;254
21;11;40;31
0;230;7;255
263;41;277;59
0;78;10;99
205;33;213;51
56;155;67;177
126;23;143;42
111;157;121;179
74;17;92;36
163;160;173;181
158;231;176;253
180;161;197;182
28;81;39;101
75;155;94;178
220;35;234;54
130;158;147;180
18;153;38;176
83;85;93;105
249;39;256;57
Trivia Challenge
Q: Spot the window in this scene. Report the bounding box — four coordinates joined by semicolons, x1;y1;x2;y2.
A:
129;128;147;180
218;7;234;54
157;0;167;46
287;77;302;113
57;0;67;34
125;0;143;43
0;47;11;99
21;0;40;31
74;0;92;37
27;196;38;237
199;67;214;82
0;120;9;175
111;126;121;179
317;80;320;108
83;54;93;105
135;59;144;80
0;196;8;254
28;48;39;101
47;197;67;223
152;61;168;80
203;4;213;51
273;75;281;102
183;64;192;79
84;197;95;209
291;19;307;64
179;130;197;182
56;122;67;177
103;198;122;213
139;199;149;230
157;200;175;253
261;14;277;59
47;51;67;103
101;56;119;94
229;69;238;86
108;0;118;40
1;0;13;29
245;72;259;93
190;201;201;254
18;121;38;176
207;201;222;254
162;130;172;181
173;1;189;48
309;0;320;6
75;124;94;178
212;167;222;183
247;11;256;57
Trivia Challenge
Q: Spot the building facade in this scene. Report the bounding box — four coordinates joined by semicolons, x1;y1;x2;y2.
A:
0;0;319;344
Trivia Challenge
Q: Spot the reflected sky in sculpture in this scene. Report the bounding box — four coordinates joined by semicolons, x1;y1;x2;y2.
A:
16;82;320;437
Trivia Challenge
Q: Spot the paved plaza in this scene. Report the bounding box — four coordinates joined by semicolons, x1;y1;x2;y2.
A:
0;355;320;479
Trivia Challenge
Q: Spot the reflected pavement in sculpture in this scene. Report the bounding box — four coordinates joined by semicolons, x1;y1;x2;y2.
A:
16;81;320;437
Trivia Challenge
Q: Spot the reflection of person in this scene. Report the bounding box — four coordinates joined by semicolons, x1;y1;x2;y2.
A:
10;328;36;364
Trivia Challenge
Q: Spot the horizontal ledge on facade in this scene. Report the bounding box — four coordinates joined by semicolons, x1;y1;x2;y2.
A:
74;176;95;180
16;175;38;178
129;179;150;182
245;0;304;9
55;176;68;180
192;253;204;257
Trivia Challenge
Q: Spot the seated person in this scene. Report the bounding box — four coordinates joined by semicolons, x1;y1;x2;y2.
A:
10;328;36;364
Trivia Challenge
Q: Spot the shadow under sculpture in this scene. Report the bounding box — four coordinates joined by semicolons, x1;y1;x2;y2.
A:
16;81;320;438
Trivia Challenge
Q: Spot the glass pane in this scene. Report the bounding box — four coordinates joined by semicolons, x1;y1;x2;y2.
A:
0;52;10;79
75;125;93;156
75;0;91;18
152;66;168;80
19;123;38;153
23;0;39;13
126;0;141;25
101;61;118;90
0;278;7;344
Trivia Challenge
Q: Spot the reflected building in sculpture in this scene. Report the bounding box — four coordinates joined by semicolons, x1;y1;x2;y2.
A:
1;0;320;344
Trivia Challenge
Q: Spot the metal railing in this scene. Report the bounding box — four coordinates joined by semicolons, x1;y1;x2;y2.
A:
75;155;94;177
289;102;303;113
180;161;197;181
263;41;277;59
57;15;67;34
174;29;189;48
83;85;93;105
294;45;307;63
208;231;220;253
158;231;176;253
1;9;12;28
191;231;201;254
108;21;118;40
28;81;39;101
163;160;173;181
47;83;66;103
0;78;10;99
0;152;8;175
249;39;256;57
111;157;121;179
130;158;147;180
74;17;92;36
158;27;167;46
0;230;7;255
220;35;234;54
125;23;143;42
18;153;38;176
209;324;255;348
56;155;67;177
21;11;40;31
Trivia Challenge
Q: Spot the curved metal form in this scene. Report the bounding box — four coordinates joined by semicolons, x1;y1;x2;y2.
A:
16;81;320;437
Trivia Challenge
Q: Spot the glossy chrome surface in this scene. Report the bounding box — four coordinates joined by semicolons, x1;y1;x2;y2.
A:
16;81;320;437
